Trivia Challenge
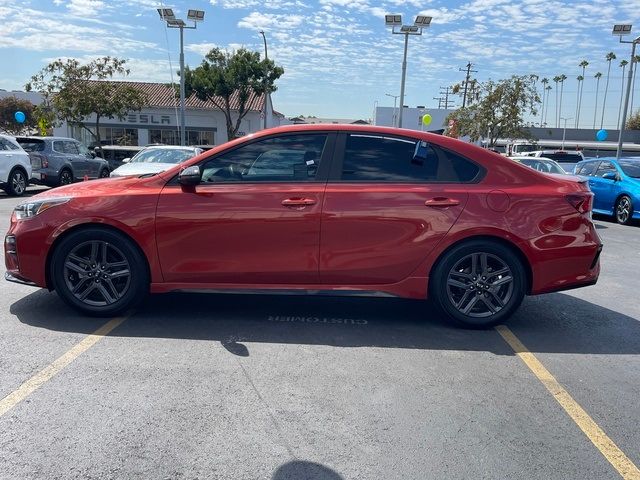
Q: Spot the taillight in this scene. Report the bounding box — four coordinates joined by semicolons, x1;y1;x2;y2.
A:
566;193;592;214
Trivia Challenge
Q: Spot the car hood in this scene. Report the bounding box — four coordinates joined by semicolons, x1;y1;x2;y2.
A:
110;162;179;177
29;176;144;200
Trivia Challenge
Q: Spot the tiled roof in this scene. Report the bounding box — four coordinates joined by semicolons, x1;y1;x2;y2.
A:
90;81;266;112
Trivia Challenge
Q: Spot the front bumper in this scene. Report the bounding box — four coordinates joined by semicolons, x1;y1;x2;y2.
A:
5;271;38;287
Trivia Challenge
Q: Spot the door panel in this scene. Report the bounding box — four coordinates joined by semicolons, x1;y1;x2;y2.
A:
320;185;468;284
155;183;324;284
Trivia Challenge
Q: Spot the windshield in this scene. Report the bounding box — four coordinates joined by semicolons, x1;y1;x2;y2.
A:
130;148;195;164
16;138;45;152
520;158;566;174
618;160;640;178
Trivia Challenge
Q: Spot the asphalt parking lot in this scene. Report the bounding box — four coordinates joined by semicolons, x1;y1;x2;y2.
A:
0;187;639;480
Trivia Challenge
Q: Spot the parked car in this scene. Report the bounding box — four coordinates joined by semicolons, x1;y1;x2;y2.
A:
519;150;585;173
110;146;202;177
16;137;110;187
511;156;567;175
573;157;640;224
4;125;601;327
0;134;31;196
94;145;144;171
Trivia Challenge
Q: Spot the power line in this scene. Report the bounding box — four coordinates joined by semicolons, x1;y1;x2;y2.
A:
437;86;455;109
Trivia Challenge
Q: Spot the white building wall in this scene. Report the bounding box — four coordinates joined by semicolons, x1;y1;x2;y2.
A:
374;106;454;131
54;107;282;146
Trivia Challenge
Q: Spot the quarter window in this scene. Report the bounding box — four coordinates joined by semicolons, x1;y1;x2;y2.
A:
341;134;480;183
0;138;19;150
201;134;327;183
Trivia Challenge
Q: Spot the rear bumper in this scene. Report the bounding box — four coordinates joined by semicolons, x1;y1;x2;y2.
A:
531;243;602;295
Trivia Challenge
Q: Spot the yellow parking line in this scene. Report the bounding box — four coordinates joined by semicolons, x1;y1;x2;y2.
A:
0;316;128;417
496;325;640;480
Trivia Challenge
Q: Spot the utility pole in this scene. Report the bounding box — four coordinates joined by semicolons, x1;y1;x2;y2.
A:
438;87;455;109
459;62;478;107
433;96;443;109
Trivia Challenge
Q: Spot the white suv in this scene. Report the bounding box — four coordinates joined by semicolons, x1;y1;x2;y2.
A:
0;134;32;196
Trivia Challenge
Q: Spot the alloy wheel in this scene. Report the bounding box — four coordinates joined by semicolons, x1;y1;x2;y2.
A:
60;170;73;185
63;240;131;307
100;169;110;178
446;252;514;318
11;171;26;195
616;197;631;224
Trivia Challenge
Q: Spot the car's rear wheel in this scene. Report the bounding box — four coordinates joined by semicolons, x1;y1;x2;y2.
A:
7;168;27;196
430;240;526;328
99;168;110;178
59;168;73;186
51;228;148;316
615;195;633;225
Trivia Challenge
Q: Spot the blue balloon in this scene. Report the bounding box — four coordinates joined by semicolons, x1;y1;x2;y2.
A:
14;111;26;123
596;129;608;142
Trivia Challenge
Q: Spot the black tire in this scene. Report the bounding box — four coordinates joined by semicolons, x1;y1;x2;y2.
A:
6;168;28;196
615;195;633;225
50;228;149;316
99;168;110;178
429;240;526;328
59;168;73;186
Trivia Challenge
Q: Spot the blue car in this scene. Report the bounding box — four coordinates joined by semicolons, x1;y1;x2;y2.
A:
573;157;640;225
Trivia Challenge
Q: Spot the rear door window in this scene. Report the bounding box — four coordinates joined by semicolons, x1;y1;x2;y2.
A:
63;141;80;155
340;134;481;183
575;162;599;176
594;161;616;178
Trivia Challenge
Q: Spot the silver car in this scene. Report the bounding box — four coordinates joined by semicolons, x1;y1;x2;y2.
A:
110;146;203;177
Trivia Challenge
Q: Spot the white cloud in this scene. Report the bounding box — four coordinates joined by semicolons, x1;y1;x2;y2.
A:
66;0;106;16
237;11;305;30
185;43;219;56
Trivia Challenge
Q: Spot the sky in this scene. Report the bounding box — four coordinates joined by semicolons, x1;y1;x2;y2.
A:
1;0;640;128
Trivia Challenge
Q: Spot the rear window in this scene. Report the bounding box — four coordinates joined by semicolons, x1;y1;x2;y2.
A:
544;153;580;163
16;138;45;152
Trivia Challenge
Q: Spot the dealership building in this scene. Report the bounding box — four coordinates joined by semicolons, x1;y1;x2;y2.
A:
49;81;288;147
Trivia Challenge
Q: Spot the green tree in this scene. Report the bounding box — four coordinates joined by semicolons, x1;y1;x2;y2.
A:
593;72;603;129
617;59;629;128
0;97;37;135
25;57;147;153
626;110;640;130
539;78;549;126
183;47;284;141
446;75;540;147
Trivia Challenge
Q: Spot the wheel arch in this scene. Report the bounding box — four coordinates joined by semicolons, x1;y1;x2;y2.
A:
427;234;533;296
45;222;151;291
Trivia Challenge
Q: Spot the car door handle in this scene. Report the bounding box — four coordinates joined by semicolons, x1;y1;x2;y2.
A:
281;197;316;207
425;197;460;207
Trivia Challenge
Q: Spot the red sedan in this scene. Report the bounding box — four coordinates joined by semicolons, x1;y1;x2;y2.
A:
4;125;601;327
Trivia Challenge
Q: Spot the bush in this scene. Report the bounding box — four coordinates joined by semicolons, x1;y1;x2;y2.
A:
627;110;640;130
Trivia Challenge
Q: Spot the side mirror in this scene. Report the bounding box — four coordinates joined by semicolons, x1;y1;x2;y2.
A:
179;165;201;186
602;172;618;181
122;157;131;163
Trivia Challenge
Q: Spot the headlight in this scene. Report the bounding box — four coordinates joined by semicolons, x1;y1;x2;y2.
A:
14;197;71;220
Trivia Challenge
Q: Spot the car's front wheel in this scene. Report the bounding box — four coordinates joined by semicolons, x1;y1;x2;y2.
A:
430;240;526;328
51;228;148;316
615;195;633;225
99;168;110;178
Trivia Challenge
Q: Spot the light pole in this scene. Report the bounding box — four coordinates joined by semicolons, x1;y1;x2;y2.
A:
259;30;269;130
385;14;432;128
385;93;400;127
612;24;639;160
158;8;205;146
560;117;572;149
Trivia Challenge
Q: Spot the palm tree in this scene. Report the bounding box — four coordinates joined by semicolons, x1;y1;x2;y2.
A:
601;51;617;128
553;75;561;127
576;60;588;127
544;85;552;126
540;77;549;126
618;59;629;128
558;74;567;127
575;75;584;127
593;72;603;129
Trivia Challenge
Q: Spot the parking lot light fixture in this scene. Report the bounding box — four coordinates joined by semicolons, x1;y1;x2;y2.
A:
158;7;204;146
613;23;640;160
385;13;432;128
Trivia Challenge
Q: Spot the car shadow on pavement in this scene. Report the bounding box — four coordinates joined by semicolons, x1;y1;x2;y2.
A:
10;289;640;357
